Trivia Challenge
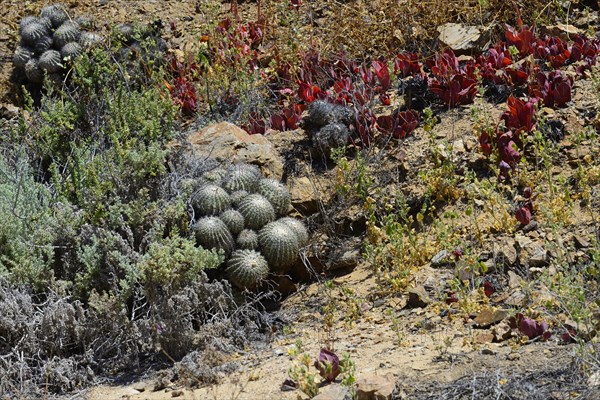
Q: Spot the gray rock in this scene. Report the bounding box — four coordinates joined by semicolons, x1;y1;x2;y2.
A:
356;373;396;400
497;237;517;267
406;287;430;309
430;249;450;267
528;246;549;268
313;385;352;400
437;23;490;54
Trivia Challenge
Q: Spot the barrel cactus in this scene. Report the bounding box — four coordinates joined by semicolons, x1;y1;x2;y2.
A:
230;190;248;207
192;184;231;216
237;194;275;230
33;34;53;55
25;59;43;83
20;22;50;47
192;216;235;256
278;217;309;247
257;178;291;216
258;221;300;269
223;163;262;193
53;21;80;49
13;46;34;68
61;42;82;61
236;229;259;250
38;50;62;73
226;249;269;290
219;209;245;236
40;4;69;28
19;16;38;35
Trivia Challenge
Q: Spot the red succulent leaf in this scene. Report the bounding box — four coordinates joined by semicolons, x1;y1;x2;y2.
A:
532;70;573;107
379;93;391;106
394;52;421;77
483;281;495;298
515;206;531;225
452;248;463;261
498;132;521;165
244;113;266;135
314;348;340;382
517;315;551;341
376;110;419;139
499;160;512;181
429;75;478;107
372;59;391;91
479;130;493;155
523;187;533;199
167;77;197;115
505;24;536;57
446;291;459;304
298;81;323;103
561;326;577;343
501;95;537;135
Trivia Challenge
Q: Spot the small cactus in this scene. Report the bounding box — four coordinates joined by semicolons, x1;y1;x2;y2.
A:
53;21;80;49
192;216;235;256
61;42;82;61
258;221;300;269
304;100;353;130
25;59;43;83
19;16;38;35
38;50;62;73
237;194;275;230
199;167;227;186
79;31;102;48
219;209;245;236
312;123;350;158
226;249;269;290
278;217;309;247
236;229;259;250
40;4;69;29
32;34;53;55
257;178;291;216
115;23;135;44
37;17;53;32
192;184;231;216
223;163;262;193
13;46;34;68
20;22;50;46
230;190;249;207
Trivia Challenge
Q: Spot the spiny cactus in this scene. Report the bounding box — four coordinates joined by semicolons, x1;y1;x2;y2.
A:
38;50;62;73
236;229;259;250
223;163;262;193
19;16;38;35
40;4;69;29
226;249;269;290
230;190;248;207
13;46;34;68
278;217;309;247
258;221;300;269
304;100;353;130
237;194;275;230
53;21;80;49
79;31;102;48
219;209;245;236
192;216;235;256
37;17;53;32
115;23;135;44
32;34;53;55
199;167;227;186
257;178;291;216
312;123;350;158
20;22;50;47
25;59;43;83
61;42;82;61
192;184;231;216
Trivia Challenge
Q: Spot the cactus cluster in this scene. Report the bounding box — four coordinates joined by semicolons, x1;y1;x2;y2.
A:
303;100;352;159
13;4;99;84
190;162;308;290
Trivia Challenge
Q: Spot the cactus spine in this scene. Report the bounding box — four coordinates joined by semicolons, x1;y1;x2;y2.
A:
219;209;245;236
278;217;309;247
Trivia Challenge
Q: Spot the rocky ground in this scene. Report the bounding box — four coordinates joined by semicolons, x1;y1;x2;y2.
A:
1;1;600;400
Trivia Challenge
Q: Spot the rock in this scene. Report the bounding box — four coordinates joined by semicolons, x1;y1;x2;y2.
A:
573;234;590;249
542;24;583;41
475;331;495;344
186;122;284;179
474;307;508;328
492;322;513;342
481;348;497;355
313;384;352;400
329;248;361;271
290;176;320;215
430;249;450;267
505;290;527;307
437;23;490;54
497;237;517;267
514;234;532;250
507;352;520;361
528;246;549;268
589;371;600;388
507;271;523;289
406;287;430;309
356;373;396;400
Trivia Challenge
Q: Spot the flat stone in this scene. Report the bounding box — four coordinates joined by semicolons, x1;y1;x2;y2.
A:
475;331;495;344
329;249;361;270
574;234;590;249
528;246;549;267
437;23;489;54
492;321;513;342
313;384;352;400
497;237;517;266
474;307;508;328
290;176;320;215
406;287;430;309
431;249;450;267
356;373;396;400
185;122;283;179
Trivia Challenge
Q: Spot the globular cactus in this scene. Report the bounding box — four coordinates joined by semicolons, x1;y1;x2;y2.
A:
219;209;245;236
236;229;259;250
40;4;69;29
13;46;34;68
192;216;235;256
223;163;262;193
115;23;135;44
37;17;53;32
226;249;269;290
199;167;227;186
230;190;248;207
259;221;300;269
192;184;231;216
25;59;43;83
257;178;291;216
312;123;350;158
278;217;309;247
304;100;353;130
32;34;53;55
19;16;38;35
38;50;62;73
79;31;102;48
61;42;82;61
20;22;50;47
53;21;80;49
237;194;275;230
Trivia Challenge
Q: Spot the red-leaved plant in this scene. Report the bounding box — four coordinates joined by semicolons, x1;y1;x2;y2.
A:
531;70;573;107
376;110;419;139
314;348;340;382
